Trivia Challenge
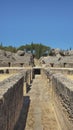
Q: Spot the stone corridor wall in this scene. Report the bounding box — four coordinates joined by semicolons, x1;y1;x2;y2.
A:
0;69;32;130
52;73;73;130
42;69;73;130
50;68;73;75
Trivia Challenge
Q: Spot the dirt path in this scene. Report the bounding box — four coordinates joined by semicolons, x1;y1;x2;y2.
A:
34;58;41;66
14;75;60;130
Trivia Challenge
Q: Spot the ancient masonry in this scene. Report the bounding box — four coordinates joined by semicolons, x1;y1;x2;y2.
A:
40;48;73;68
0;69;33;130
0;67;73;130
42;68;73;130
0;50;34;67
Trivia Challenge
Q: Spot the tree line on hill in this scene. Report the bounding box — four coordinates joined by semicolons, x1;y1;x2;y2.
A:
0;42;51;59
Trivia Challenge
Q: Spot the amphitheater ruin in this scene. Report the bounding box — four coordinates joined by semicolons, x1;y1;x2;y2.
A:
0;49;73;130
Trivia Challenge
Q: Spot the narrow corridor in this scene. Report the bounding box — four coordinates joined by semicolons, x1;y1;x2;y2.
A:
14;75;60;130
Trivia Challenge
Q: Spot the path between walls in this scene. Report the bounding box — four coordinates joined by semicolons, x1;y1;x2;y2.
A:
14;75;61;130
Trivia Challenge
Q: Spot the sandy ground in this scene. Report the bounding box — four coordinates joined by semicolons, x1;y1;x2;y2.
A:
67;75;73;80
0;74;15;81
14;75;60;130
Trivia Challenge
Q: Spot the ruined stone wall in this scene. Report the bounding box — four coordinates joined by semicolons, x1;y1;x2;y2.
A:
42;69;73;130
52;73;73;130
49;68;73;75
12;63;31;67
0;68;24;74
0;68;33;130
0;71;27;130
63;63;73;68
0;63;8;67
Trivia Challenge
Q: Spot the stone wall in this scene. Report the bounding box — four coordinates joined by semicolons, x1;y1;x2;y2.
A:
0;69;32;130
52;73;73;130
42;69;73;130
47;67;73;75
23;69;33;94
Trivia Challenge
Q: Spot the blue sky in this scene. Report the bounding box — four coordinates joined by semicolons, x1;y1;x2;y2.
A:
0;0;73;49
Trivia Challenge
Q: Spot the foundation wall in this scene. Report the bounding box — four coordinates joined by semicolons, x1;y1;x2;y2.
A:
52;73;73;130
42;69;73;130
50;68;73;75
0;69;32;130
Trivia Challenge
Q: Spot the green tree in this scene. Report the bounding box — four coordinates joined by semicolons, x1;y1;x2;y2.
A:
0;42;51;58
0;42;3;49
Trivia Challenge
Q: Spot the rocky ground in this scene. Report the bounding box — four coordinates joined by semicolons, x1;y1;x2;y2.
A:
14;74;60;130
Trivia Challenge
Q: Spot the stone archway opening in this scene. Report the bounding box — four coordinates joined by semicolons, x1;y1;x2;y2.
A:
20;63;24;67
64;63;66;67
50;63;54;67
8;62;11;67
34;68;41;75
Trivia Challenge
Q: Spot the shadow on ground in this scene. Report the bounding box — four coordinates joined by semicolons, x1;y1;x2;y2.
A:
26;84;32;93
14;96;30;130
26;79;33;93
